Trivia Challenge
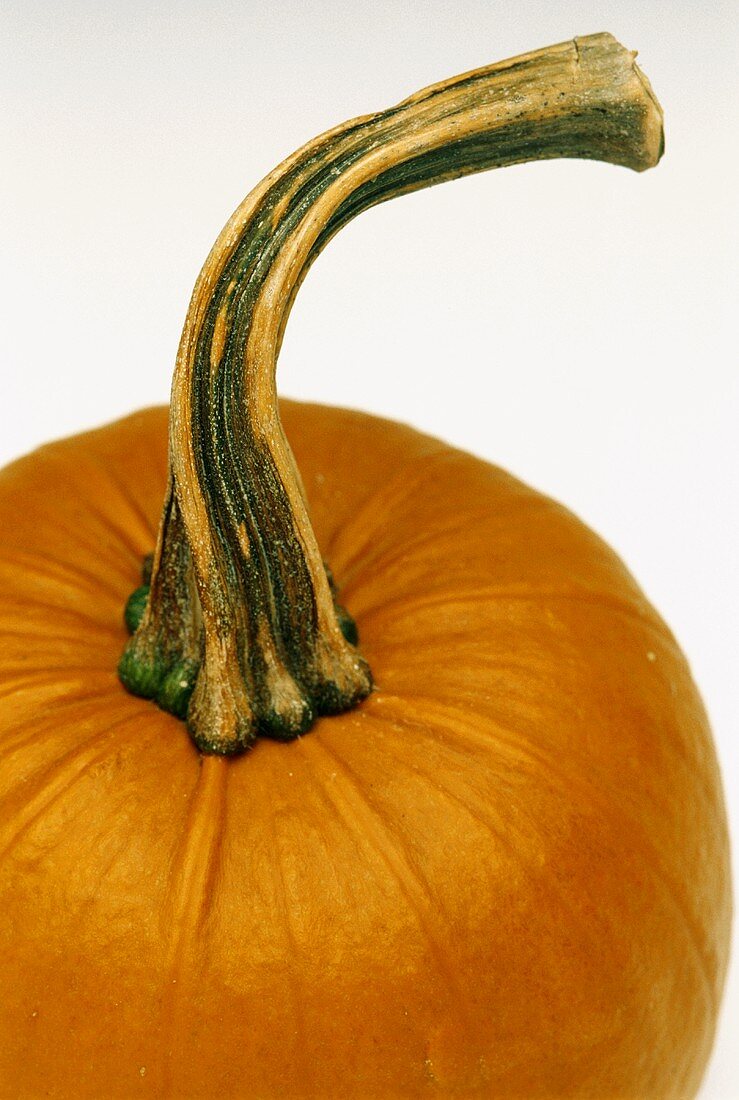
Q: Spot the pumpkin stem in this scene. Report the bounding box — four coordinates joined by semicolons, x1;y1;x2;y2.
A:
118;33;664;755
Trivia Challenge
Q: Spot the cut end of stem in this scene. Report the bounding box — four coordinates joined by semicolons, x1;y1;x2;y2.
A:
572;33;664;171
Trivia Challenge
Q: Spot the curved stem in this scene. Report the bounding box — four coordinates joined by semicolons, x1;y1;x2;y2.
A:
119;33;664;755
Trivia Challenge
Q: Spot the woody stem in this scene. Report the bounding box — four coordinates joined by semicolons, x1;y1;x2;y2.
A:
119;33;663;755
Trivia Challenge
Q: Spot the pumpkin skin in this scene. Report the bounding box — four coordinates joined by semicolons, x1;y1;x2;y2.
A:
0;401;730;1098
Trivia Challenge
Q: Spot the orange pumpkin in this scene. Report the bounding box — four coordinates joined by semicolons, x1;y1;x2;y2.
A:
0;35;730;1099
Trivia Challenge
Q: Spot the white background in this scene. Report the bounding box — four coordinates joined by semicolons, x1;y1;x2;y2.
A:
1;2;737;1094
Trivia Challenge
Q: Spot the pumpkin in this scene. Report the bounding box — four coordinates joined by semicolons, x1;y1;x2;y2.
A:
0;34;730;1100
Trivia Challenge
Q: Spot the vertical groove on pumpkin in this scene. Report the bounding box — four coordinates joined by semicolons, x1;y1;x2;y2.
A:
267;771;313;1090
0;550;129;608
161;756;228;1094
311;733;476;1034
0;710;145;863
0;687;123;766
374;693;721;1008
119;33;664;755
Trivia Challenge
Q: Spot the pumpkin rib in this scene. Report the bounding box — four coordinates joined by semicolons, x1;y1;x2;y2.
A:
161;756;228;962
334;486;547;589
0;551;128;609
368;645;669;705
0;603;118;642
75;444;161;543
0;603;121;642
326;441;550;533
323;442;480;568
343;496;557;579
345;720;657;1070
369;673;721;827
0;662;118;680
308;716;714;1094
0;623;117;648
264;783;315;1094
375;691;722;843
27;443;157;559
0;677;119;739
372;697;721;1009
0;685;129;765
1;492;141;586
356;587;675;649
321;442;450;564
337;502;665;637
0;710;147;864
334;708;587;914
159;757;228;1097
0;672;115;713
58;488;152;567
371;648;584;689
307;734;475;1024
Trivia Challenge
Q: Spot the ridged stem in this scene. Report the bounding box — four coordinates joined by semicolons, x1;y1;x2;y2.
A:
119;33;664;754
